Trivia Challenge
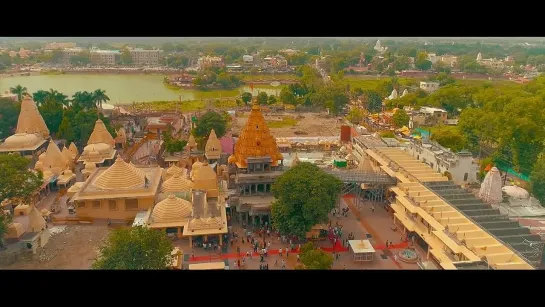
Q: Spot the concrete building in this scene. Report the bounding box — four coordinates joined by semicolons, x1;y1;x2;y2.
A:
44;42;76;50
0;95;50;161
406;139;477;184
242;55;254;64
227;101;285;226
197;56;224;70
366;147;538;270
1;91;18;102
409;107;448;128
130;48;163;66
61;47;86;65
476;53;505;70
90;49;120;65
419;81;440;93
440;55;458;68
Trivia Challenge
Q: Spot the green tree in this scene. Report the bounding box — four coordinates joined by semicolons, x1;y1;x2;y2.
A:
57;116;74;143
241;92;253;105
0;98;20;139
280;87;297;105
0;210;12;247
32;90;49;107
430;126;466;152
72;91;96;110
271;163;342;238
9;84;27;102
364;90;383;114
392;109;410;128
120;48;133;65
0;154;43;203
415;58;432;71
194;111;227;140
257;91;268;105
70;54;90;66
92;227;173;270
93;89;110;109
268;95;277;105
298;242;334;270
346;108;366;124
530;157;545;206
165;140;188;154
39;97;64;135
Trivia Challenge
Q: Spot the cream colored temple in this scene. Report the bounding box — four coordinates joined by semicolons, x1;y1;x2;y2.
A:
365;147;537;270
0;95;50;160
70;126;228;246
77;119;117;166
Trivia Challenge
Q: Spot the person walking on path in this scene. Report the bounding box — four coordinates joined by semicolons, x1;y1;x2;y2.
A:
281;259;286;269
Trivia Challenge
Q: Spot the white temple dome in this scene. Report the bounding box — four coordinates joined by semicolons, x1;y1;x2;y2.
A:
4;133;40;147
83;143;111;154
84;162;97;170
152;194;192;223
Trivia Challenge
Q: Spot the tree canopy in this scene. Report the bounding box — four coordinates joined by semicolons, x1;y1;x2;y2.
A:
92;226;173;270
0;154;43;202
271;163;342;238
392;109;410;128
9;84;27;102
0;98;20;139
297;242;334;270
530;157;545;205
346;108;367;124
193;110;227;143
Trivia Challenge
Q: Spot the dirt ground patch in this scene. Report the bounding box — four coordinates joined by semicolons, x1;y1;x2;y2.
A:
1;225;110;270
234;112;340;137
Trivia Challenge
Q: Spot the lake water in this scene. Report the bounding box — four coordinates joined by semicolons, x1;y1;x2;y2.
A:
0;74;281;104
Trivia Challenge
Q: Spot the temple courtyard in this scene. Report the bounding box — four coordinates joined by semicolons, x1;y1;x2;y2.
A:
234;112;341;137
1;192;425;270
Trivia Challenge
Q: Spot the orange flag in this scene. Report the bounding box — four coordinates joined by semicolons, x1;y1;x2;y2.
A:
250;83;254;92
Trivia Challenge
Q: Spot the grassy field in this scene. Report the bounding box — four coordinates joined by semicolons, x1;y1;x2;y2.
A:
343;75;513;91
134;99;238;112
235;74;297;81
266;116;298;128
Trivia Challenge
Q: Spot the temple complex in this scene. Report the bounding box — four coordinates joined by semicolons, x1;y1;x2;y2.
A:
77;119;117;166
147;194;193;238
71;157;162;221
227;101;284;226
0;95;50;161
205;129;222;163
3;205;51;254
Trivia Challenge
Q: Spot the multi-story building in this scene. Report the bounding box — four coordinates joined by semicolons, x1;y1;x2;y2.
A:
44;42;76;50
419;81;440;93
90;49;120;66
409;106;448;128
197;56;224;70
476;53;505;70
406;139;477;184
227;101;285;227
261;55;288;69
440;55;458;67
130;48;163;66
61;47;86;65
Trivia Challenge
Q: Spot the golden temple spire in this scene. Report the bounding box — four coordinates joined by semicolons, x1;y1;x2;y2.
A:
228;99;283;168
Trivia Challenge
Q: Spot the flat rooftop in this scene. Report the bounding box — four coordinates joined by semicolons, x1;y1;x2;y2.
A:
426;180;545;268
370;147;536;269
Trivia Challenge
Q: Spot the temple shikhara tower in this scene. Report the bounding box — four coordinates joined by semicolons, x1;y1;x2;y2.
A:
77;119;117;166
227;101;284;226
0;95;50;160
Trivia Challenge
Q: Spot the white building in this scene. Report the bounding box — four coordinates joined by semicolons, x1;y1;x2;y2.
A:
406;140;477;185
419;81;440;93
374;40;387;53
130;48;163;66
427;53;440;64
242;55;254;63
197;56;224;70
61;47;86;65
476;53;505;70
90;49;120;65
409;106;448;128
1;91;18;101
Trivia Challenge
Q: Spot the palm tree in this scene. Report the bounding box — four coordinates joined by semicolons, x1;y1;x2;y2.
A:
9;85;28;102
93;89;110;110
72;91;95;110
55;93;69;107
32;90;49;106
